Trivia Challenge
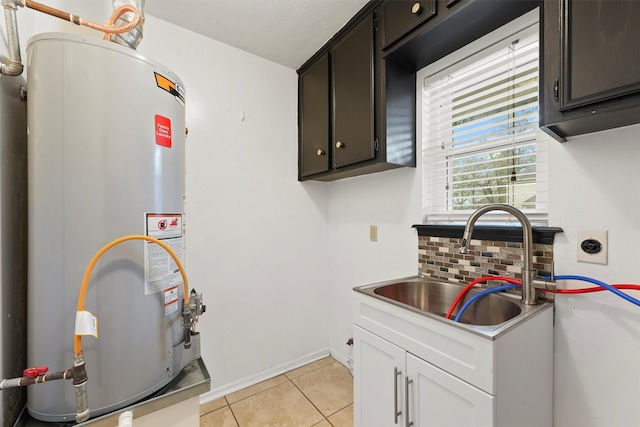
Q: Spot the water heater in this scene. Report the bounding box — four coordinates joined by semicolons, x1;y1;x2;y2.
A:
26;32;190;422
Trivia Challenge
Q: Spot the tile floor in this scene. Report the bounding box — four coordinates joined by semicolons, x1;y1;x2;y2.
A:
199;356;353;427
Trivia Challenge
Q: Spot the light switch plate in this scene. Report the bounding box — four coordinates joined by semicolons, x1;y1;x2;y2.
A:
577;230;607;264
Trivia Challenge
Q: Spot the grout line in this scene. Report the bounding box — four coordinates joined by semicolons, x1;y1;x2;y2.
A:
225;375;290;405
222;396;243;427
289;377;331;427
227;402;241;427
201;356;350;427
285;356;336;381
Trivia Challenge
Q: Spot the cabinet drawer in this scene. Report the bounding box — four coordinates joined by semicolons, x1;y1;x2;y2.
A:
354;292;495;394
382;0;436;49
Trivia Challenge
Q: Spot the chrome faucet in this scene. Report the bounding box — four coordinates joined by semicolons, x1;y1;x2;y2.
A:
459;204;537;305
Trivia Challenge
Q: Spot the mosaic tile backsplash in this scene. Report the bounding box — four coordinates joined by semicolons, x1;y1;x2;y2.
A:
418;236;555;298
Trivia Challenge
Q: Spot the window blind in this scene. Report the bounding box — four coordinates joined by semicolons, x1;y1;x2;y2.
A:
420;14;549;225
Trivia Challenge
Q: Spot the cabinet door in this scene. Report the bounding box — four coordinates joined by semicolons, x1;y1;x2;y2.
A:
541;0;640;140
331;13;376;169
354;326;406;427
406;354;494;427
299;53;330;178
559;0;640;110
382;0;436;49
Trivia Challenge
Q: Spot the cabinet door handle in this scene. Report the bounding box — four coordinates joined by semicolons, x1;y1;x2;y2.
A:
554;79;559;101
394;367;402;424
405;377;414;427
411;2;422;14
335;141;345;149
316;149;326;156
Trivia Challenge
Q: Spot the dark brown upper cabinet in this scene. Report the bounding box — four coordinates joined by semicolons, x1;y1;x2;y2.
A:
298;4;416;182
541;0;640;141
298;53;330;178
382;1;437;49
331;14;376;169
382;0;538;71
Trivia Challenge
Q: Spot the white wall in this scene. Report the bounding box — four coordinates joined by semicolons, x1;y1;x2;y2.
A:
548;124;640;427
326;167;421;365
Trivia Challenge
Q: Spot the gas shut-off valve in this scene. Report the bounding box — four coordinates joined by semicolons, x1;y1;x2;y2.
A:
183;289;206;349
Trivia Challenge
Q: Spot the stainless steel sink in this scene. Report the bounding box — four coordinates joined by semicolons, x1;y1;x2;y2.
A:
355;276;553;339
372;280;521;326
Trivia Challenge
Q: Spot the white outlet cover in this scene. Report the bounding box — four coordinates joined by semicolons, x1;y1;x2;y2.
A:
577;230;608;264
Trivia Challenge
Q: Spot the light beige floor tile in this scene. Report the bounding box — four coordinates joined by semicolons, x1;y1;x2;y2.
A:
200;406;238;427
230;381;324;427
200;396;227;416
311;420;332;427
292;361;354;417
226;374;289;404
327;404;353;427
285;356;335;380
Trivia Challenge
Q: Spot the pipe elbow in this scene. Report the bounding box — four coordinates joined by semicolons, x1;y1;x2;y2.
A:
1;0;21;10
1;60;24;76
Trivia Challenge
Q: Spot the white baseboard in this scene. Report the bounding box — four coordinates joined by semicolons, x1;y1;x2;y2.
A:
199;348;332;404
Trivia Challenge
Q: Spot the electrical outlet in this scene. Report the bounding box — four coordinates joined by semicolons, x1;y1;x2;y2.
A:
577;230;607;264
369;225;378;242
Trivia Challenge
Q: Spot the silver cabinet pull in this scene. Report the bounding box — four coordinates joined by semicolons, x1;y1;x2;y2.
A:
316;149;326;156
411;2;422;14
394;367;402;424
335;141;345;149
405;377;414;427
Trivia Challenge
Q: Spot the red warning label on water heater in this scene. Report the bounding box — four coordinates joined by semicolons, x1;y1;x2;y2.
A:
155;114;172;148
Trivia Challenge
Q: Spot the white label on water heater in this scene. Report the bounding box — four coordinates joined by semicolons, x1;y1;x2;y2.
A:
164;285;180;317
144;213;184;300
75;311;98;338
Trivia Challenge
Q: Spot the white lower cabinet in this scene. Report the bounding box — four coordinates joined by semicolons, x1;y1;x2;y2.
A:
353;292;553;427
354;326;494;427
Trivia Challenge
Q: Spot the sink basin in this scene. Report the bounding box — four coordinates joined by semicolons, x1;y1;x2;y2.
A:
355;275;552;340
372;280;522;326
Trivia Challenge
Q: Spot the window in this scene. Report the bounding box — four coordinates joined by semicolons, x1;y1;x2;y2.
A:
418;10;549;225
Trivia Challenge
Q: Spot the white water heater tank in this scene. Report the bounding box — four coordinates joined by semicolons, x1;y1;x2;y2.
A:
26;33;188;422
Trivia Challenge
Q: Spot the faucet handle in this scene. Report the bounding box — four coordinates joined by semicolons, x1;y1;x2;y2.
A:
533;261;557;292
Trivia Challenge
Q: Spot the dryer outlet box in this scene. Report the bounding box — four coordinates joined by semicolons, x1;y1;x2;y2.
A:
577;230;607;264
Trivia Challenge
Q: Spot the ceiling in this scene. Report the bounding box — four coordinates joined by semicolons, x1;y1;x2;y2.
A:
145;0;371;70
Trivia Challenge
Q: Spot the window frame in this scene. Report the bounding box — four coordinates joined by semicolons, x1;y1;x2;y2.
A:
417;9;549;226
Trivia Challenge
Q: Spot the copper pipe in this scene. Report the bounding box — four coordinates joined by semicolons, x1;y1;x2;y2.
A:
103;5;141;42
84;5;140;35
24;0;70;21
24;1;140;38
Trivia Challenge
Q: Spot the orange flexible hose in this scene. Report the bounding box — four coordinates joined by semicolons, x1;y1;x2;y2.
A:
24;1;140;38
74;235;189;355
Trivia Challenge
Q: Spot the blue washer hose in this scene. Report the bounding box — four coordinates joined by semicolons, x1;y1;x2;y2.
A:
453;275;640;322
454;284;519;322
543;275;640;307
